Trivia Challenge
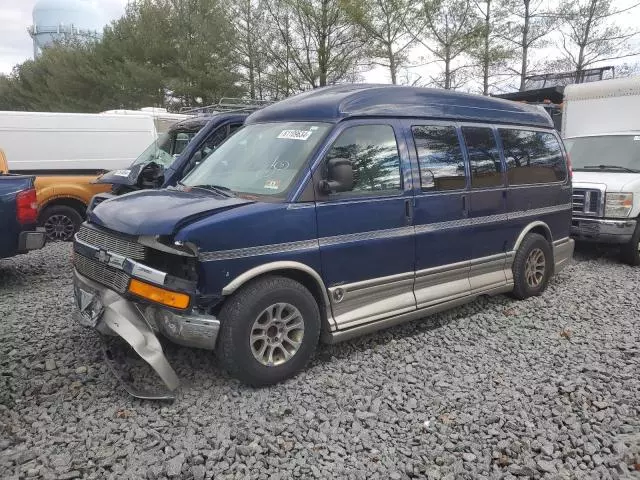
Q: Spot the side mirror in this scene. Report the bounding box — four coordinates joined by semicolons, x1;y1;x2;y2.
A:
321;158;354;194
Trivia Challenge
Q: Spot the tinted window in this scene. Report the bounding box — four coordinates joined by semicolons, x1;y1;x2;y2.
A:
412;125;466;191
462;127;503;188
500;129;566;184
325;125;401;194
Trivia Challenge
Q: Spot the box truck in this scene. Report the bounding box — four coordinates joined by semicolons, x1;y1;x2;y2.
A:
563;76;640;264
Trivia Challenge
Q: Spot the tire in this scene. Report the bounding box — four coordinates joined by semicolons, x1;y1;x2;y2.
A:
216;275;321;387
40;205;83;242
620;222;640;266
511;233;553;300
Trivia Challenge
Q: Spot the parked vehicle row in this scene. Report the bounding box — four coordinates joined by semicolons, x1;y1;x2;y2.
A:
70;85;574;399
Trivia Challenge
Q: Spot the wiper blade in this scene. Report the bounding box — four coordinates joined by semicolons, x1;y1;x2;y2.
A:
188;184;235;197
580;165;640;173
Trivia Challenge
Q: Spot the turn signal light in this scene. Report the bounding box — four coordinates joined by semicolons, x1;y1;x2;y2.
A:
128;279;190;309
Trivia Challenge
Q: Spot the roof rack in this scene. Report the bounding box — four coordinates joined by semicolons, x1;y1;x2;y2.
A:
179;97;273;115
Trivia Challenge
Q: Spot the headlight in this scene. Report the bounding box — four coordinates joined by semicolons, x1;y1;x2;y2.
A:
605;193;633;218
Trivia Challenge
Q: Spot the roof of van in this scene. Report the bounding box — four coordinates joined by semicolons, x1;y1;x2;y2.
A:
246;84;553;128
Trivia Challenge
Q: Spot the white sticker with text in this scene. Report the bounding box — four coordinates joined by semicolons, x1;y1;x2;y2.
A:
113;169;131;177
277;130;312;141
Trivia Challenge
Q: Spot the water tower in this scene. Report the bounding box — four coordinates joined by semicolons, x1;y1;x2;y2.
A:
28;0;105;58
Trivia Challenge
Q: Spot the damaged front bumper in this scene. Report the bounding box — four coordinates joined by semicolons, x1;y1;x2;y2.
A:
73;270;220;400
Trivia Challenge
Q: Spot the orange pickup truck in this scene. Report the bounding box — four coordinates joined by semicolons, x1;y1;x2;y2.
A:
0;150;110;241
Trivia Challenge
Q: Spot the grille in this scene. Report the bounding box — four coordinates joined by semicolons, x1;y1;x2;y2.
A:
572;188;601;216
76;225;147;260
74;254;130;294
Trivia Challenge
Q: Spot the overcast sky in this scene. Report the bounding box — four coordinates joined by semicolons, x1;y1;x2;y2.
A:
0;0;128;74
0;0;638;91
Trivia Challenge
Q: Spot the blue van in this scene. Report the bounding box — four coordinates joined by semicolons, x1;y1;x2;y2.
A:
72;85;574;399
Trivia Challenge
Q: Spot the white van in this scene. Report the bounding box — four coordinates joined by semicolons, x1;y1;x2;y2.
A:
101;108;191;135
0;111;157;173
563;76;640;264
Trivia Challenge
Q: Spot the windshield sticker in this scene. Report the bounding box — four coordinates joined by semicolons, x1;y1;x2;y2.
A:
264;180;280;190
310;126;319;131
113;169;131;177
634;136;640;141
277;130;312;141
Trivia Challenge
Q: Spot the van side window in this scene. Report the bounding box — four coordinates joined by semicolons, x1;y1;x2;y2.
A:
412;125;466;191
461;126;503;188
325;125;401;194
500;129;567;184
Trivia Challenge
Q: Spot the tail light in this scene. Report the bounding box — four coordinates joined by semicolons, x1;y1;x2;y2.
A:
16;188;39;224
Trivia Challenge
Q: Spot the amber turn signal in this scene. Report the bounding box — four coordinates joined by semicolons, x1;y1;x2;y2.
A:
128;279;190;309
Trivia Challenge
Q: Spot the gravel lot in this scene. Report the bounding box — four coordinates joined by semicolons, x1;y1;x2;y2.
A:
1;242;639;480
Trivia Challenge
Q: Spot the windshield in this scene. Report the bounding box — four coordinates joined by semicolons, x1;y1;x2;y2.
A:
564;135;640;171
181;122;331;197
132;131;198;168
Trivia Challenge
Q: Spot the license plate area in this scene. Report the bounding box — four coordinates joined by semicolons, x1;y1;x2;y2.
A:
74;284;104;328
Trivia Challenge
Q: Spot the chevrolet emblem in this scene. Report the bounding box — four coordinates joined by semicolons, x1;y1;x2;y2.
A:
96;249;111;264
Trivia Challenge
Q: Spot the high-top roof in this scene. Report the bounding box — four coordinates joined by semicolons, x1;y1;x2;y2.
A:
247;84;553;128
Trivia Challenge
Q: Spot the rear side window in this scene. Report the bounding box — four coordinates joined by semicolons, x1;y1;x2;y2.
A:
412;125;466;191
325;124;401;194
462;126;503;188
500;129;567;184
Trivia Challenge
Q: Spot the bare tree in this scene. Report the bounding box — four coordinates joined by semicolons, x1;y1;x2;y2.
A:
233;0;267;99
557;0;640;76
264;0;367;89
499;0;557;91
469;0;514;94
341;0;416;84
412;0;482;90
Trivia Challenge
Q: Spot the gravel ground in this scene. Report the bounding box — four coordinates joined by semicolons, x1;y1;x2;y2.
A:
1;242;639;480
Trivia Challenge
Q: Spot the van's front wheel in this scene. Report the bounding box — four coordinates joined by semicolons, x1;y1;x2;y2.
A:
511;233;553;300
216;276;321;386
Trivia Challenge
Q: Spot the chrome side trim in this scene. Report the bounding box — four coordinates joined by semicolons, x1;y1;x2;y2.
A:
327;271;415;329
508;203;572;220
553;237;575;273
512;221;552;252
319;226;414;247
221;261;337;330
200;239;319;262
415;213;506;234
414;261;470;309
323;283;514;344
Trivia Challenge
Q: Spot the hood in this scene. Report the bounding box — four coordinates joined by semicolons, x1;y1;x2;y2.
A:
88;188;253;236
573;171;640;193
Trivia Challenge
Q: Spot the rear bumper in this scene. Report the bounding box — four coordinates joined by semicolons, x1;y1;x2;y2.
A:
18;229;46;253
73;269;220;399
571;217;636;244
553;237;574;273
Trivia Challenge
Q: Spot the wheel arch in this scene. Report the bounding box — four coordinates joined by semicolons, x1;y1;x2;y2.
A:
38;195;88;221
222;261;336;331
513;221;553;252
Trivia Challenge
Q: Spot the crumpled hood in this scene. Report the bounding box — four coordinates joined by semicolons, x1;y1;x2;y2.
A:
573;171;640;193
88;188;253;236
94;163;147;187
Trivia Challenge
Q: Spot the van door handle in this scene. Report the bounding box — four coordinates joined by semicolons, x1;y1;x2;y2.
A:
462;194;469;218
404;199;413;224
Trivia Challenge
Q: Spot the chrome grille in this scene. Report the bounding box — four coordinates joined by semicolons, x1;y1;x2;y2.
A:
74;254;130;294
76;225;146;260
572;188;602;217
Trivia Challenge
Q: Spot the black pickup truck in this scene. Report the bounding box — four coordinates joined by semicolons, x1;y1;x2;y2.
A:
0;173;46;259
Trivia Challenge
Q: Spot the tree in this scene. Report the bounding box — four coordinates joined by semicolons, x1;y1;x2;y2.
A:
556;0;640;77
265;0;367;89
500;0;557;91
233;0;267;99
412;0;482;90
341;0;416;84
469;0;514;95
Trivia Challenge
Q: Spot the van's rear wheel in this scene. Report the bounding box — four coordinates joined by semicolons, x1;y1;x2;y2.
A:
40;205;83;242
511;233;553;300
620;222;640;266
216;276;321;386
